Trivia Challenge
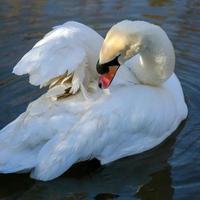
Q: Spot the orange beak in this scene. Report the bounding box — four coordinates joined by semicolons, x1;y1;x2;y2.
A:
98;66;119;89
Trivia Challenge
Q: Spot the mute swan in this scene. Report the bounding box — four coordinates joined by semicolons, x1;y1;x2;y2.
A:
0;20;187;181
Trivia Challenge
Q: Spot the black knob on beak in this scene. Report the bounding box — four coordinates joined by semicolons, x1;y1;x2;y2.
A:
96;60;109;74
96;55;120;75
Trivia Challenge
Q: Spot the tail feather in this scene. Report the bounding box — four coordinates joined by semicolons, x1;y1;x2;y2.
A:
0;91;82;178
0;147;41;173
0;108;53;173
31;129;89;181
0;114;47;173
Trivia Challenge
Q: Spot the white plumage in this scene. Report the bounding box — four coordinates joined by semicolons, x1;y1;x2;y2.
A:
13;21;103;96
0;21;187;181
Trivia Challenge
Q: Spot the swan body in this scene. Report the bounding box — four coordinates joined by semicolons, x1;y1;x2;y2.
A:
0;21;187;181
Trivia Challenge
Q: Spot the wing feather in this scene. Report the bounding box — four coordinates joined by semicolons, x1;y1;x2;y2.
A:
12;21;101;98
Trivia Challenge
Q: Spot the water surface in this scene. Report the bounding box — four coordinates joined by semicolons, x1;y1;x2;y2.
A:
0;0;200;199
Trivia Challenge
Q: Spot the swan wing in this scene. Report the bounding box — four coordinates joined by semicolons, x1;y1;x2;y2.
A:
13;21;103;96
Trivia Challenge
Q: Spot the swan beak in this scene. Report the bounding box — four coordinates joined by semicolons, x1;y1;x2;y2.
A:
98;66;119;89
97;64;120;89
96;55;120;89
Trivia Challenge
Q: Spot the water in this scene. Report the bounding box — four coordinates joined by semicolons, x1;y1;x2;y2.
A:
0;0;200;199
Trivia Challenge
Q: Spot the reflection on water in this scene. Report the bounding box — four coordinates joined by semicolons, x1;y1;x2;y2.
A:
136;166;173;200
0;0;200;199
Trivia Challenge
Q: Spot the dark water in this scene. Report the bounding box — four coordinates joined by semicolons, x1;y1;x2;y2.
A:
0;0;200;199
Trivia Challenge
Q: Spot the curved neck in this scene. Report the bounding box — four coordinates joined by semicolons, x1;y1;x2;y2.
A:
131;26;175;86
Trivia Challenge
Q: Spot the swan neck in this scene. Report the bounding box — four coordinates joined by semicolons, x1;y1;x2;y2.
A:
131;27;175;86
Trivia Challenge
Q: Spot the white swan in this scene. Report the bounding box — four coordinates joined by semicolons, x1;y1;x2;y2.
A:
0;20;187;181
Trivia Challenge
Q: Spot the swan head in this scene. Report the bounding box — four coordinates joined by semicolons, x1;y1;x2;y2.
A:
97;20;145;89
97;20;175;88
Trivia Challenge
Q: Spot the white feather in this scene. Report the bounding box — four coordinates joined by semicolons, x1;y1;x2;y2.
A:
13;21;103;94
